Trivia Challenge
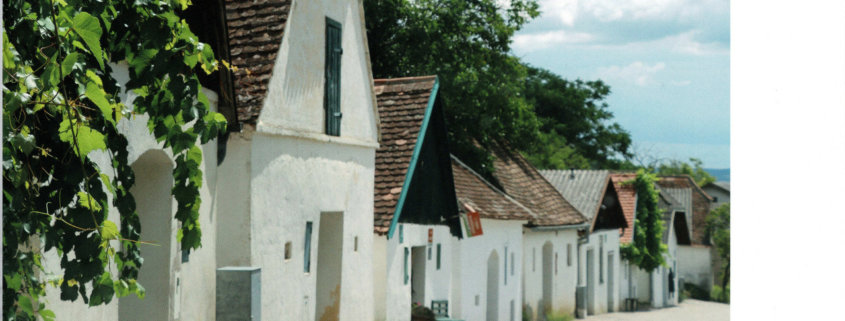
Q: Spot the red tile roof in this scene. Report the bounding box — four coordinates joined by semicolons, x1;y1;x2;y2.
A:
224;0;292;126
610;173;637;243
489;142;587;226
451;157;536;221
372;76;438;234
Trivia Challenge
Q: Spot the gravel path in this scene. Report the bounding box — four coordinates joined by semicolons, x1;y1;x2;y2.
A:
583;300;729;321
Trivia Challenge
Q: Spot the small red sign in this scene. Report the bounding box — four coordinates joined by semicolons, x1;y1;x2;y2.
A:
462;204;484;237
428;228;433;244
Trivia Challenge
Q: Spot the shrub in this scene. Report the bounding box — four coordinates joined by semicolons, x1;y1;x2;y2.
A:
544;311;574;321
711;284;730;303
411;302;436;321
683;282;711;301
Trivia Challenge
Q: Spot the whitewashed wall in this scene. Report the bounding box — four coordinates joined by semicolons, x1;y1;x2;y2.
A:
678;245;713;289
226;0;380;319
246;135;375;320
521;229;579;319
452;219;525;321
621;225;681;309
373;224;454;321
578;229;621;315
43;63;220;321
257;0;378;145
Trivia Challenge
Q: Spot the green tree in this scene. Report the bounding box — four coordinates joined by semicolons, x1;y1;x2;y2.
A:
706;203;730;302
521;65;632;169
364;0;541;178
655;158;716;187
620;170;667;272
3;0;226;318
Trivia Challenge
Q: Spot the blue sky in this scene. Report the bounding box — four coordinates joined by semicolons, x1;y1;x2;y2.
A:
511;0;730;168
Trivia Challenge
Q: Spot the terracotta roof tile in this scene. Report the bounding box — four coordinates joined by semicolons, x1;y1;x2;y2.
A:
489;142;587;226
610;173;637;243
372;76;438;234
224;0;292;126
451;157;536;221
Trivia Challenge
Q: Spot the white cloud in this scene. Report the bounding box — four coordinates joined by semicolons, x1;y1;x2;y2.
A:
539;0;728;25
597;61;666;86
584;30;729;56
512;30;594;52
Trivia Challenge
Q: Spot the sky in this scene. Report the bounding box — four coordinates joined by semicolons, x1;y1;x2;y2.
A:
510;0;730;168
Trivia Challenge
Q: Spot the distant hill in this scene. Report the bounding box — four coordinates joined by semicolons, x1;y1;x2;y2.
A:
704;168;730;182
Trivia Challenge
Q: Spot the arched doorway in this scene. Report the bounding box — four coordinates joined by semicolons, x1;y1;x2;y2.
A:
542;242;553;314
486;250;499;321
120;150;177;321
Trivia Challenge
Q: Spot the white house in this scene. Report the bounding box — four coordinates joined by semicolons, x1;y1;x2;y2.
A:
702;182;729;209
370;76;463;321
480;146;591;321
214;0;380;319
623;189;693;309
450;156;535;321
611;174;697;310
42;68;222;321
656;176;714;294
541;170;630;318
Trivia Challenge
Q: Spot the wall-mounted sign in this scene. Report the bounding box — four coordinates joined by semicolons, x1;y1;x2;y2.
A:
461;204;484;237
428;228;433;245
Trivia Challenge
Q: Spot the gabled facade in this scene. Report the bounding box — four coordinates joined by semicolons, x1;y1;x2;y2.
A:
475;142;589;320
656;176;716;293
215;0;380;319
639;190;692;308
450;156;536;321
370;76;461;321
541;170;629;317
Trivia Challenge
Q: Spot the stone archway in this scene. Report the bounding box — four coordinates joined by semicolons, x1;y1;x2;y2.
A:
120;150;177;321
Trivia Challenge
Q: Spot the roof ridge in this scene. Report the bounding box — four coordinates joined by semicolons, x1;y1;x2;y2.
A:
450;155;539;220
374;75;437;85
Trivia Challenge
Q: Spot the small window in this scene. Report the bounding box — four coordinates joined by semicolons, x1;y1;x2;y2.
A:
324;17;343;136
567;244;572;266
428;247;432;260
504;246;508;285
181;249;190;263
404;247;410;285
713;196;718;203
353;237;358;252
436;244;442;270
599;244;604;284
475;295;480;306
284;242;292;260
532;248;536;272
510;253;514;275
399;225;404;243
304;222;313;273
555;253;558;275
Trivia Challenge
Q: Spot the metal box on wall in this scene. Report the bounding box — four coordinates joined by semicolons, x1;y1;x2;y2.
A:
216;267;261;321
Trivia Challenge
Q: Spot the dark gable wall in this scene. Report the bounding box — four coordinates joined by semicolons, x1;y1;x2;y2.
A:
399;99;461;237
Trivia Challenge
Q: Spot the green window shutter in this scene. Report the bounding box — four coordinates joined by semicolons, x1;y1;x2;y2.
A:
324;18;342;136
404;247;410;285
304;221;313;273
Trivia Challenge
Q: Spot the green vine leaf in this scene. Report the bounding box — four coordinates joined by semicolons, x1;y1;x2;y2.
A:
85;82;114;124
100;221;119;241
71;13;104;69
77;191;102;212
58;119;107;158
61;52;80;78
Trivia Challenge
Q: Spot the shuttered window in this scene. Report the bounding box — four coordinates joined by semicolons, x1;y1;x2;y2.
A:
324;18;342;136
304;222;313;273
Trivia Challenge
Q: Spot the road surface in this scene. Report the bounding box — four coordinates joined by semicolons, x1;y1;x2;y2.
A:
584;299;729;321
